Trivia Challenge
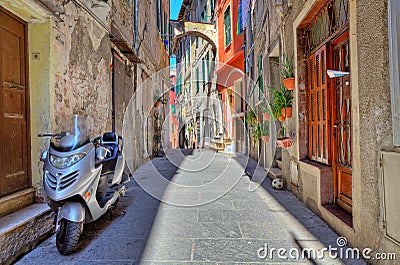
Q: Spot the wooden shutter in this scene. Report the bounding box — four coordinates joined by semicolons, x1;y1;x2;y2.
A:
306;45;330;164
306;54;316;160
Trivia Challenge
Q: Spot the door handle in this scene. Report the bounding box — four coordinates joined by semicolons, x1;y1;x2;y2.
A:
2;82;24;90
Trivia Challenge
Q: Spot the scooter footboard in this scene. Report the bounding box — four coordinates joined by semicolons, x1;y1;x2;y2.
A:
59;202;85;223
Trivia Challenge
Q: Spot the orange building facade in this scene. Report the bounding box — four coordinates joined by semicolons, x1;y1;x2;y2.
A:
216;0;245;152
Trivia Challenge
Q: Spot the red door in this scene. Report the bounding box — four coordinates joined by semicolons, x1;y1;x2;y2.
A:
0;8;30;196
331;31;352;213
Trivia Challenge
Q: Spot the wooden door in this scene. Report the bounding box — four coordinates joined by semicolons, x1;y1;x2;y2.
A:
0;8;30;196
331;32;352;213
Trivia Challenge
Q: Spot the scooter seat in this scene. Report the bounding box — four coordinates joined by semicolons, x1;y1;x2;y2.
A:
100;132;120;174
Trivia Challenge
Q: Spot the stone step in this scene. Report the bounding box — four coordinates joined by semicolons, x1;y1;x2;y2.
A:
0;203;54;265
276;159;283;170
0;188;35;218
268;167;282;180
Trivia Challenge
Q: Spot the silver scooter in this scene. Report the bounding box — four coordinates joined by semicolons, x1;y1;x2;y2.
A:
39;115;129;255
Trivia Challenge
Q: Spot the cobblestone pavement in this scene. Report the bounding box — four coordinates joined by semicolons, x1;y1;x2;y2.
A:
16;149;366;265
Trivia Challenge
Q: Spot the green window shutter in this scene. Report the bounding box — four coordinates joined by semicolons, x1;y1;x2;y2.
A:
196;68;199;93
202;59;206;84
224;7;232;46
258;54;263;100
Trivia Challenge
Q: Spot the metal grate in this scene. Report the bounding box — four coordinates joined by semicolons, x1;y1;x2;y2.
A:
45;171;57;190
45;170;79;191
303;0;349;56
59;171;79;191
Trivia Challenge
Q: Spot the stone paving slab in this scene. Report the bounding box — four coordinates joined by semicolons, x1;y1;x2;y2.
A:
150;221;242;239
192;239;306;263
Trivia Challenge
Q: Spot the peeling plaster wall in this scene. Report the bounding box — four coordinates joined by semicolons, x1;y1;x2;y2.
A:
52;1;112;132
112;0;134;47
1;0;169;199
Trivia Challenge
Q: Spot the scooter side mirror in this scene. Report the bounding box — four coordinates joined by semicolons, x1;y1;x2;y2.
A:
96;146;109;161
40;150;48;162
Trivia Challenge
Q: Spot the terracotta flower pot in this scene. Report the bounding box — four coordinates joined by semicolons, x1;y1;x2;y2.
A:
281;107;292;118
276;137;293;148
283;77;295;90
278;115;286;122
262;113;270;121
261;135;269;142
154;101;161;108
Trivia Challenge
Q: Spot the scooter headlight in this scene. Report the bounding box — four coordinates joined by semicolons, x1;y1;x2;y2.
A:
50;153;86;169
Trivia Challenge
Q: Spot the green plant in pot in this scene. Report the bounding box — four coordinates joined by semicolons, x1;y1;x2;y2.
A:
252;122;262;141
259;103;271;121
281;55;295;90
245;109;257;127
252;121;270;142
272;84;293;119
153;95;167;108
270;101;284;122
260;122;270;142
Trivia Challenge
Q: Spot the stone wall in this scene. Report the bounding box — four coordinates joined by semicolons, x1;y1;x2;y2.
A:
0;209;54;265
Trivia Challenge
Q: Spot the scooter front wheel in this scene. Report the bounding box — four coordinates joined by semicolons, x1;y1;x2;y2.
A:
56;219;82;255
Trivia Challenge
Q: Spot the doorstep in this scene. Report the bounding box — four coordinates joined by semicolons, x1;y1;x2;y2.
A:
268;167;282;179
0;203;54;265
0;188;35;218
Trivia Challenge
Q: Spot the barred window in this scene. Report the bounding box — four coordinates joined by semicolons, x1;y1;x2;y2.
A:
224;6;232;46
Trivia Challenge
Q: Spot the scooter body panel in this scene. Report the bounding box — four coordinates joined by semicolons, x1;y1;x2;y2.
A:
43;143;100;202
59;201;86;223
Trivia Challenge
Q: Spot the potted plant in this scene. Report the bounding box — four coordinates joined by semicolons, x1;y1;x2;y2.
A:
272;84;293;119
270;101;285;122
153;95;167;108
259;103;271;121
245;109;258;127
261;122;270;142
276;127;293;148
281;55;295;90
252;122;262;141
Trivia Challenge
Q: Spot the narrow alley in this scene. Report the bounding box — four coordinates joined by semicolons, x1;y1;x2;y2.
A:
1;0;400;264
17;149;364;264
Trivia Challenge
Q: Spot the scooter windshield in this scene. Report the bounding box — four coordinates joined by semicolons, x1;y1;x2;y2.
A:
50;115;90;152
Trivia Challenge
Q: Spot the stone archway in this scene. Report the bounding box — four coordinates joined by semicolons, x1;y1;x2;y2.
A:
170;21;217;56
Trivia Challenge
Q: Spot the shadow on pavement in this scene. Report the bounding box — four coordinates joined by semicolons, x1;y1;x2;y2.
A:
233;153;365;265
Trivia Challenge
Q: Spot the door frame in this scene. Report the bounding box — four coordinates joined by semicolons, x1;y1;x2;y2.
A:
330;30;352;213
0;7;31;195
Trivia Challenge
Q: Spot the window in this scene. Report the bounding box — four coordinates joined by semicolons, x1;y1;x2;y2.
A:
224;6;232;47
202;59;206;84
157;0;162;33
258;54;263;100
389;0;400;146
237;0;243;34
306;45;330;164
234;79;243;113
196;67;199;93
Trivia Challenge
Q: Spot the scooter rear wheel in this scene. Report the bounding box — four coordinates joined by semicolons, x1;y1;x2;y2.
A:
56;219;82;255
